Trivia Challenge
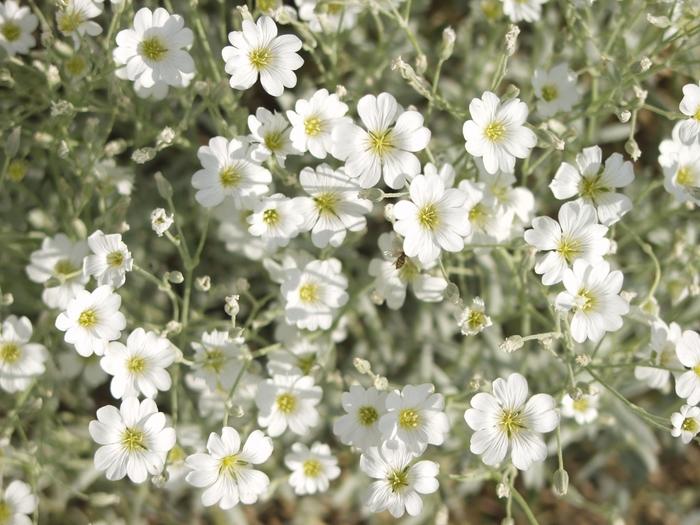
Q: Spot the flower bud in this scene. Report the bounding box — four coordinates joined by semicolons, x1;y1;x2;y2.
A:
496;482;510;499
225;294;241;317
552;468;569;496
440;27;456;61
166;271;184;284
499;335;524;353
195;275;211;292
353;357;371;375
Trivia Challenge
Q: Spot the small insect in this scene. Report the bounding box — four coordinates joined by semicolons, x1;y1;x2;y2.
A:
394;252;407;269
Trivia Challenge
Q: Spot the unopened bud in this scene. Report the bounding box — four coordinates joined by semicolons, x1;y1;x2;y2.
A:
624;137;641;161
575;354;591;367
359;187;383;202
552;468;569;496
496;482;510;499
444;283;461;304
373;376;388;390
165;320;182;336
225;294;241;318
353;357;371;375
440;27;456;61
132;147;156;164
151;472;168;487
1;293;14;306
166;271;184;284
639;56;652;72
505;25;520;56
499;335;524;353
617;110;631;123
195;275;211;292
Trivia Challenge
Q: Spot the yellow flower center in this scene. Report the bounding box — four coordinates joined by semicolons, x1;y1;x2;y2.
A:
219;453;247;476
299;282;319;303
577;288;596;313
204;348;226;373
262;208;280;225
57;9;85;34
0;343;21;364
139;36;169;62
167;445;186;463
304;116;323;137
54;258;78;276
302;459;322;477
314;192;339;215
695;107;700;121
1;22;21;42
578;174;608;200
572;398;589;412
541;84;558;102
65;55;87;76
7;159;27;182
219;165;242;189
387;468;409;493
484;121;506;142
107;250;124;268
480;0;503;20
499;409;525;437
556;236;581;263
249;47;272;69
467;310;486;331
121;428;146;452
368;130;393;156
297;354;316;376
398;260;419;282
682;417;698;433
468;203;488;226
676;166;694;187
0;500;11;523
264;131;284;152
276;392;297;414
126;355;146;374
418;203;439;230
257;0;279;11
398;408;420;429
78;309;98;328
693;364;700;377
358;405;379;426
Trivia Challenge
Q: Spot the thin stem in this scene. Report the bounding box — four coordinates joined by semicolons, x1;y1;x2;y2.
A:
511;486;541;525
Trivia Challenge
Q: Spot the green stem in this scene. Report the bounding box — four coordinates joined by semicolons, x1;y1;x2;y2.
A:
511;487;541;525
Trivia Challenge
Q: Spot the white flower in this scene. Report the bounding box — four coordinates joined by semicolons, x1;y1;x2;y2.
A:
247;193;305;249
524;201;610;285
287;88;351;159
94;158;134;195
295;163;373;248
678;81;700;143
216;201;272;261
555;260;629;343
332;92;431;189
26;233;89;309
284;442;340;495
675;329;700;405
532;63;581;117
191;136;272;208
671;404;700;444
221;15;303;96
662;141;700;206
458;179;513;244
463;91;537;175
0;1;38;56
185;427;273;509
393;173;469;265
256;373;322;437
83;230;133;289
0;480;37;525
360;442;439;518
296;0;361;33
458;297;493;336
247;107;297;166
0;315;47;393
89;397;176;483
465;373;559;470
267;323;321;376
190;330;248;391
55;285;127;357
561;392;599;425
333;385;388;450
378;383;450;456
55;0;103;44
281;258;348;331
368;232;448;310
476;160;534;224
501;0;548;23
113;7;194;91
100;328;175;399
150;208;174;236
634;321;683;392
550;146;635;226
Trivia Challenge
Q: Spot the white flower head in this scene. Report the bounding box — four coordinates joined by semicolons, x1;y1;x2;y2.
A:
55;285;127;357
550;146;635;225
360;442;439;518
267;323;321;376
662;142;700;205
458;179;514;244
458;297;493;336
555;260;629;343
56;0;103;44
101;328;175;399
83;230;133;289
287;88;351;159
150;208;174;236
281;257;348;331
465;372;559;470
296;163;373;248
247;107;297;166
378;383;450;456
561;391;599;425
89;396;176;483
191;136;272;208
284;442;340;495
26;233;89;309
634;320;683;392
332;92;431;189
524;201;610;285
190;330;248;391
185;427;273;509
532;63;581;118
678;81;700;143
675;329;700;405
671;404;700;444
501;0;548;23
296;0;361;33
463;91;537;175
216;200;272;261
393;173;469;265
476;160;534;224
0;480;37;525
222;15;303;96
247;193;305;249
256;373;322;437
0;1;38;56
0;315;47;393
333;385;388;451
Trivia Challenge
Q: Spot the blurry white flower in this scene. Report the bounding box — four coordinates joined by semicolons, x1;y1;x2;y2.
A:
532;63;581;117
463;91;537;175
295;0;361;32
221;15;303;96
150;208;174;236
678;81;700;143
0;480;36;524
83;230;133;289
458;297;493;336
476;160;534;224
55;285;126;357
524;201;610;285
661;140;700;206
333;385;388;451
247;193;305;249
190;330;247;390
555;260;629;343
94;159;134;196
247;107;297;166
267;323;320;376
501;0;548;23
561;392;599;425
56;0;103;44
675;329;700;405
89;397;176;483
256;374;322;437
671;404;700;444
465;373;559;470
284;442;340;495
332;92;431;188
185;427;273;509
216;201;271;261
635;321;682;392
458;179;513;244
0;315;47;393
360;442;439;518
0;1;38;56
